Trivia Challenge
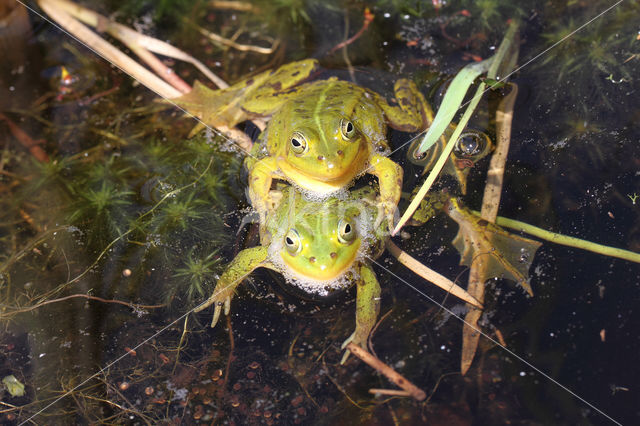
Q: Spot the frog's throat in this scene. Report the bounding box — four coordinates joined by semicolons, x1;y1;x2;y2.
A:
275;149;369;194
280;248;359;282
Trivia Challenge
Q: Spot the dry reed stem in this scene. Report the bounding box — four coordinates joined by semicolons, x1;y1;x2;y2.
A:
46;0;227;90
368;388;412;397
195;24;279;55
346;343;426;401
461;83;518;375
209;0;257;12
37;0;181;99
385;240;482;308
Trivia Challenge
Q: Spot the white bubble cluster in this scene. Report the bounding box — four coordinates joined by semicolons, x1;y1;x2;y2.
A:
265;190;381;295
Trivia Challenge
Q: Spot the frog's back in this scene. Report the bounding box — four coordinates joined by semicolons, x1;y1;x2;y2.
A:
291;79;371;117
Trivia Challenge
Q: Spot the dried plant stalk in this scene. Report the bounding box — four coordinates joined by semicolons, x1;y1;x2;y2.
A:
346;343;426;401
461;82;518;375
37;0;181;99
385;240;482;308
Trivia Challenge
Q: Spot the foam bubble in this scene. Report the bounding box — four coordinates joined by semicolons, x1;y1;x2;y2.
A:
289;181;350;203
265;191;381;295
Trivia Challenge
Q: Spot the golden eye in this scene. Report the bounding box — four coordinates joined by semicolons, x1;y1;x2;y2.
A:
337;219;356;244
454;132;484;157
340;119;356;140
290;132;308;155
284;229;302;255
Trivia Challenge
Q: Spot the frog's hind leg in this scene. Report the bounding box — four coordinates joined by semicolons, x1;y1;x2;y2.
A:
341;264;381;364
195;246;270;327
241;59;320;115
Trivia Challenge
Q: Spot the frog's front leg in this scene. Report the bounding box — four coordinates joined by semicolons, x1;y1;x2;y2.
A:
194;246;270;327
247;157;280;222
341;264;381;364
369;154;403;231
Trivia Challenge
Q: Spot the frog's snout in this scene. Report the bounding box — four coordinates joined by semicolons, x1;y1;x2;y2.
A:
315;154;338;172
309;252;338;270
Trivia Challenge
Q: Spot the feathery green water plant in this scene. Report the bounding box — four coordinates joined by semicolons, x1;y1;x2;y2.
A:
67;180;135;246
152;192;206;232
26;156;77;194
171;249;223;304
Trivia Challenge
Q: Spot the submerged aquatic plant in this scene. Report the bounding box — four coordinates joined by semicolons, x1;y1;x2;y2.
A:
171;249;223;303
536;1;638;113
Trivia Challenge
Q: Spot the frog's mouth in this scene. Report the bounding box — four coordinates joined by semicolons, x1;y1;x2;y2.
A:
277;148;369;193
277;238;361;283
282;256;356;282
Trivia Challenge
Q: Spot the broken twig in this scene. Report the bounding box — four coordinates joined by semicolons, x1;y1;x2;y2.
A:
346;343;426;401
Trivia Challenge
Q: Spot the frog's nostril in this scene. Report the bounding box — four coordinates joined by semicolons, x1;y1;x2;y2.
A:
330;252;337;258
337;150;343;156
317;155;325;161
309;256;316;263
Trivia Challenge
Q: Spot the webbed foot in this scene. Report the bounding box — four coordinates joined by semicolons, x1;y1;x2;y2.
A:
193;247;270;328
194;285;234;328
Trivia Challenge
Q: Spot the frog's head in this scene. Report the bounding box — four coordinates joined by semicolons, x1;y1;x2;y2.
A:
272;106;369;185
274;199;364;282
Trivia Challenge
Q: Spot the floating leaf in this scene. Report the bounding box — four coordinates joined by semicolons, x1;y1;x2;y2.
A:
446;199;541;295
3;375;25;397
414;59;492;155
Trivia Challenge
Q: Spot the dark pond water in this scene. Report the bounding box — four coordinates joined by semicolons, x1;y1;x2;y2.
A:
0;0;638;424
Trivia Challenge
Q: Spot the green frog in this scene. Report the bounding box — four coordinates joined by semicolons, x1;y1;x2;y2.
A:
195;185;478;363
407;128;493;194
173;59;431;228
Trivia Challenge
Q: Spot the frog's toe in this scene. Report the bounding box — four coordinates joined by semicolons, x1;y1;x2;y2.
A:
341;331;355;350
340;349;352;365
253;202;271;224
211;304;222;328
386;212;396;233
194;295;215;313
210;296;232;328
340;332;358;365
224;296;231;316
379;202;397;232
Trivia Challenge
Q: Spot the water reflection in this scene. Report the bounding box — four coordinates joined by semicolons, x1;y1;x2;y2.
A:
0;0;638;424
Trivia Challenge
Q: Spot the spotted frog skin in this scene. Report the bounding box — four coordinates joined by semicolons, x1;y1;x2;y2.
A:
194;182;485;362
173;59;431;229
195;185;389;363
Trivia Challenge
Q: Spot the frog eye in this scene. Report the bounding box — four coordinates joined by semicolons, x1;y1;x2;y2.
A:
340;119;357;140
337;219;356;244
284;229;302;255
454;132;483;157
290;132;308;156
